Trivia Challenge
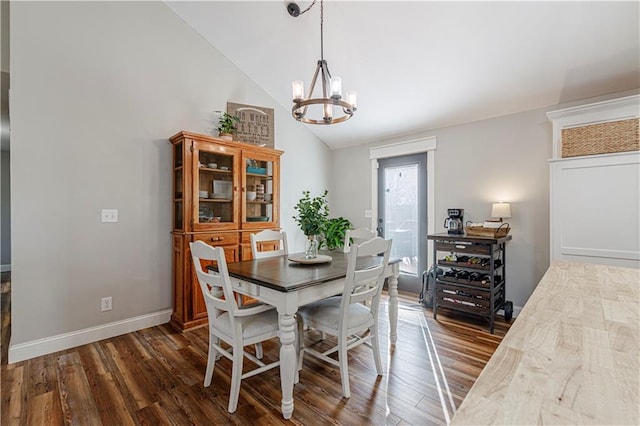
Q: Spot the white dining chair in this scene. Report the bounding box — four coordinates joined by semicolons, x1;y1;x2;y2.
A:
190;240;280;413
250;229;289;259
343;227;377;253
297;237;392;398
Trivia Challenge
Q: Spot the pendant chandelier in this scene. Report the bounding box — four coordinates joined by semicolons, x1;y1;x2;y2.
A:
289;0;357;125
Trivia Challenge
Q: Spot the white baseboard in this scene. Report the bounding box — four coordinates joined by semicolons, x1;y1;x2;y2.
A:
0;264;10;272
8;309;173;364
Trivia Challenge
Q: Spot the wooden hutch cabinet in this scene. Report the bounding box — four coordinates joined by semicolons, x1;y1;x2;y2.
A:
170;131;283;330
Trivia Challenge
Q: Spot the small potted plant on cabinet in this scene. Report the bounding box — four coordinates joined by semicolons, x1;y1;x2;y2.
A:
215;111;240;141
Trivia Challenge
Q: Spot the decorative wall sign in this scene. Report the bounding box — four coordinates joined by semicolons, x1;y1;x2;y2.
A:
226;102;275;148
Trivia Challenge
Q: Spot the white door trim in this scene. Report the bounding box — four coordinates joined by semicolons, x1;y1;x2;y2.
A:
370;137;437;272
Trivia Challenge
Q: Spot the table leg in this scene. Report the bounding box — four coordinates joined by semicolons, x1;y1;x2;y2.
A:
278;313;296;419
388;265;399;345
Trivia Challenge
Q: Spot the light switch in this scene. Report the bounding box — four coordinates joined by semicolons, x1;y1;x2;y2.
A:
101;209;118;223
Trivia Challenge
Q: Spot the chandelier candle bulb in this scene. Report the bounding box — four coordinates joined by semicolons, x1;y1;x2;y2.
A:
330;76;342;98
292;80;304;101
324;103;333;121
346;91;357;110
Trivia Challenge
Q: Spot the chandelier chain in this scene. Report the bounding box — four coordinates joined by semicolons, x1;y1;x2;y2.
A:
320;0;324;61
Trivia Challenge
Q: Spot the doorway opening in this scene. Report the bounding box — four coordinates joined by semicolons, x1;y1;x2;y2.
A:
377;154;427;292
370;137;436;294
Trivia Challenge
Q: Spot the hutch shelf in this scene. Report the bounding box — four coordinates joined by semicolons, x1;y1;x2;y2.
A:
170;131;283;330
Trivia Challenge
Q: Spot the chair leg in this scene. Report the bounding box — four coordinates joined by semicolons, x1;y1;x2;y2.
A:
204;335;218;387
296;317;304;374
338;336;351;398
371;324;383;375
255;342;263;359
228;343;244;413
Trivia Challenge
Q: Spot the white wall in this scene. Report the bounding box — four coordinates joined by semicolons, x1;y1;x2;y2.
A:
332;108;553;308
1;2;9;269
9;1;330;350
1;150;9;269
1;0;8;73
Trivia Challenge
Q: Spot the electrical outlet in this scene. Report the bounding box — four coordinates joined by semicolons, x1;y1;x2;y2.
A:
101;297;112;312
101;209;118;223
364;209;372;218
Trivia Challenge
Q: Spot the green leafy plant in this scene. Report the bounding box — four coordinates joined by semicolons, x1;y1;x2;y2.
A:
293;190;329;236
321;217;352;250
216;111;240;134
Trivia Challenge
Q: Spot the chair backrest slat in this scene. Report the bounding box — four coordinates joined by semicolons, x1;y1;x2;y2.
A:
251;229;289;259
340;237;392;329
343;227;377;253
190;241;239;322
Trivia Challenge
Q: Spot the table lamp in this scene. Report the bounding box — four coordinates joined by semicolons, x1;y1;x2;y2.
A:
491;202;511;222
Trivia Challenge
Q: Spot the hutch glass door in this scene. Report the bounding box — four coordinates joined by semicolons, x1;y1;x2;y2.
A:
242;152;277;228
192;141;239;231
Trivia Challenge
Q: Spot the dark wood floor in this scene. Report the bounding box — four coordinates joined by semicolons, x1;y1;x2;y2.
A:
0;272;510;425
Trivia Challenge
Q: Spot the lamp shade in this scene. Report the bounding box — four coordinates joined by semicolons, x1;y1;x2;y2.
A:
491;202;511;219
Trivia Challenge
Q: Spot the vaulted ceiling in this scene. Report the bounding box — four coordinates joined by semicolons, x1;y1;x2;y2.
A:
169;1;639;150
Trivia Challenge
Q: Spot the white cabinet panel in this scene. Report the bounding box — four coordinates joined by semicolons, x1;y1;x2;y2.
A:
550;152;640;267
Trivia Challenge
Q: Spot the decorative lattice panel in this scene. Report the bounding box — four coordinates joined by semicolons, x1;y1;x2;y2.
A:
561;118;639;158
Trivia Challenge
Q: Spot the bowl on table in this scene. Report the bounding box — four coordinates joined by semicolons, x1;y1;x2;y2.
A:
246;191;257;201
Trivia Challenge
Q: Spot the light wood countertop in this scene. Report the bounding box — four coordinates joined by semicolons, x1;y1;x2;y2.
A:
451;261;639;425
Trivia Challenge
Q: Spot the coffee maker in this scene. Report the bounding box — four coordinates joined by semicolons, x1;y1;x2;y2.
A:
444;208;464;234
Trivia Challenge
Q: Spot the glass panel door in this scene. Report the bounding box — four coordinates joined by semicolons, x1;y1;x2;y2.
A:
242;153;276;228
377;153;427;293
173;142;184;230
192;141;239;231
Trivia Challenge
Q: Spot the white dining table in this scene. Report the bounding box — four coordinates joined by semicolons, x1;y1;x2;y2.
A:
223;251;401;419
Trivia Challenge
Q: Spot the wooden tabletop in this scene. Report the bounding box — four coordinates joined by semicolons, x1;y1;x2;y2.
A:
223;251;398;293
451;261;640;425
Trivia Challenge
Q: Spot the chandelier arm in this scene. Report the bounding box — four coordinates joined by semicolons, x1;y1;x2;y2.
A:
297;61;322;119
323;61;332;79
306;61;322;100
320;62;329;99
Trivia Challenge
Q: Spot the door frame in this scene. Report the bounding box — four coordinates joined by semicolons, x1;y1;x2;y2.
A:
370;137;437;279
